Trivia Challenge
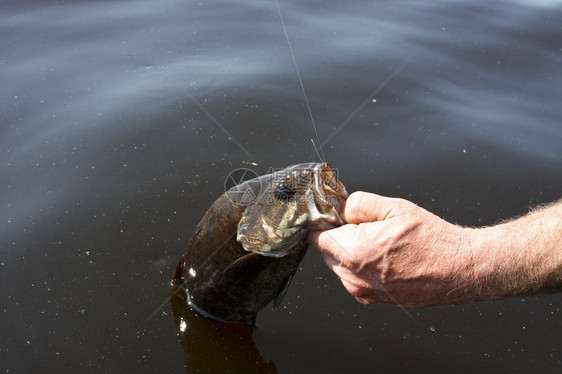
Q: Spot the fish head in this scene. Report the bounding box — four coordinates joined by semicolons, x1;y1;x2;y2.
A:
237;162;348;257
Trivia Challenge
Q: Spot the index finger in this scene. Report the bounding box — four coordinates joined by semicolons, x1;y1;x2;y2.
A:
307;223;360;268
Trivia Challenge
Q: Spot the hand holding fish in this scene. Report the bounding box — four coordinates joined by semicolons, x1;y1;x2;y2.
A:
308;192;562;307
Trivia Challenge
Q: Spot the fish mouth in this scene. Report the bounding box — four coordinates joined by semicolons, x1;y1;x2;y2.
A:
306;162;348;229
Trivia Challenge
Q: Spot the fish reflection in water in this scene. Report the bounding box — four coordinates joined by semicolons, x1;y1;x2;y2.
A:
172;163;348;324
171;287;278;374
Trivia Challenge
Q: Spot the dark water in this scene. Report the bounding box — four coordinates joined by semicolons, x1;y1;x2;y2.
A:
1;0;561;372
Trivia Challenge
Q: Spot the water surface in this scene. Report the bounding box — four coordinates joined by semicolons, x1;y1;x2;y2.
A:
1;0;561;372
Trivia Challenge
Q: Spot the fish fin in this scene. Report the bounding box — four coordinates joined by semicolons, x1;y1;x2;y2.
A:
223;253;267;280
272;272;295;311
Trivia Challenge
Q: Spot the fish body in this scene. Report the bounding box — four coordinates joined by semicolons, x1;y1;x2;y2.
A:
173;162;347;324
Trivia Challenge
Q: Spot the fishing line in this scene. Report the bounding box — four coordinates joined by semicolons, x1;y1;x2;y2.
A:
274;1;416;321
310;139;323;163
275;2;415;321
275;0;326;162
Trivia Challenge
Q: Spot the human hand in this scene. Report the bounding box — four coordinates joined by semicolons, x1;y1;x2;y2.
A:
307;191;475;307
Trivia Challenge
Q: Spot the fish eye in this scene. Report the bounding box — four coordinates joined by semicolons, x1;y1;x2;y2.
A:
274;184;295;202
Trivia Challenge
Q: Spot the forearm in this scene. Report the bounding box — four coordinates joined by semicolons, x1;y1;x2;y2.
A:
467;200;562;300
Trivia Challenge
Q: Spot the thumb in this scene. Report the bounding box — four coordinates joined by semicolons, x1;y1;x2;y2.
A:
342;191;405;224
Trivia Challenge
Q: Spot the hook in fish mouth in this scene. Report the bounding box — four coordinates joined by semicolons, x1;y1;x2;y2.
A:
308;162;348;227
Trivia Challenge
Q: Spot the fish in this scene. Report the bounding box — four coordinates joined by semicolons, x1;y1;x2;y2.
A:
173;162;348;324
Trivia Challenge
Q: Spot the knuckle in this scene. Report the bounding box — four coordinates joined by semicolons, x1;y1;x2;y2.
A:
348;190;369;203
342;278;372;299
344;191;366;213
392;196;416;211
354;297;371;305
341;280;362;297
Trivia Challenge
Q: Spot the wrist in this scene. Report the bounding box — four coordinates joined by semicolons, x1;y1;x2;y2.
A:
465;224;510;300
464;203;562;300
444;225;503;303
